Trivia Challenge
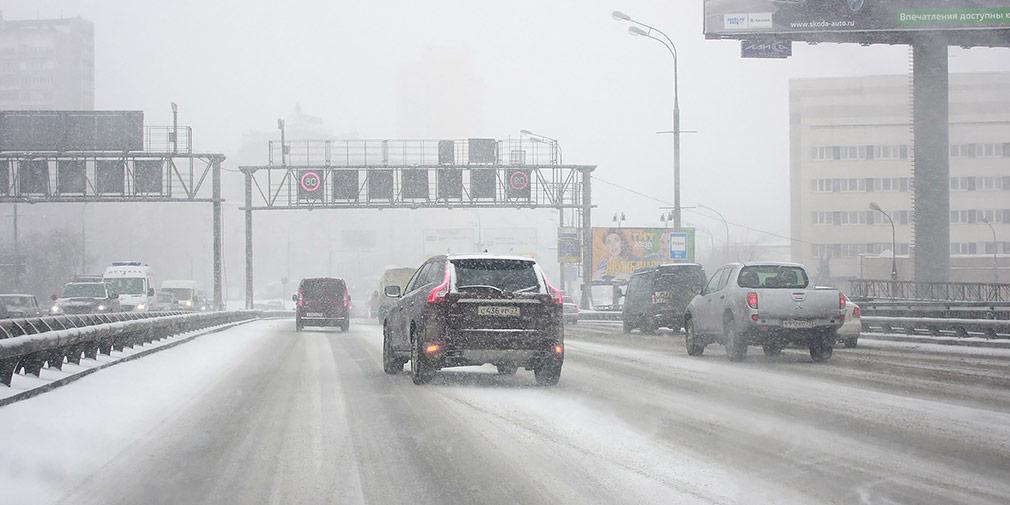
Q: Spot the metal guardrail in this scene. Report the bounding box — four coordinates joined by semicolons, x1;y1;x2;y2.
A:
862;316;1010;340
858;301;1010;321
849;279;1010;303
0;310;259;387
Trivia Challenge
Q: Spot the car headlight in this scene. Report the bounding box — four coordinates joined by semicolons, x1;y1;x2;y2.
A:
50;305;62;314
184;300;193;307
96;305;107;311
135;303;147;311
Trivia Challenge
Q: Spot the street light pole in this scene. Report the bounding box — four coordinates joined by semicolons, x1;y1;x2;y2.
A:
982;217;998;284
613;11;681;230
870;202;898;281
12;203;18;290
521;129;567;291
171;102;178;154
278;118;287;167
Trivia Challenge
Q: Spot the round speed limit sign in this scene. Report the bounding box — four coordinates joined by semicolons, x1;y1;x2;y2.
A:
300;171;321;192
508;170;529;191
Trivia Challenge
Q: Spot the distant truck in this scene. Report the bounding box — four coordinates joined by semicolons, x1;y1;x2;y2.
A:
371;267;416;320
160;280;201;311
684;262;845;362
103;261;155;311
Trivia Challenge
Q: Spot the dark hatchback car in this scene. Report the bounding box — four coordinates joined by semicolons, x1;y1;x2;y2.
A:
622;263;706;333
293;277;350;332
381;255;564;386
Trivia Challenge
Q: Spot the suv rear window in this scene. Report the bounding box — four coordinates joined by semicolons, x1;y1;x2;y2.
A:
451;259;540;294
737;266;809;289
301;279;346;298
654;268;705;291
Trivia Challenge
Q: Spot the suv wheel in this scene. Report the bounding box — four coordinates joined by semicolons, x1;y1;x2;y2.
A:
762;344;782;357
622;317;633;334
410;335;436;385
340;320;350;332
534;359;562;386
382;328;403;375
810;338;834;363
725;318;747;362
685;318;705;356
641;316;659;335
843;337;858;348
496;364;518;376
295;317;303;332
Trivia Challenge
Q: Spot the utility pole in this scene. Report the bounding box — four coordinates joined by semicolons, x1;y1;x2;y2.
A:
12;203;19;290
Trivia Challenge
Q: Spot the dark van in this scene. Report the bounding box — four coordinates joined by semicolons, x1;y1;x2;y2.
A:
293;277;350;332
622;263;706;334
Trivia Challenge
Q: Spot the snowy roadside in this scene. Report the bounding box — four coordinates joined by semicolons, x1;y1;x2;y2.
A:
0;317;261;406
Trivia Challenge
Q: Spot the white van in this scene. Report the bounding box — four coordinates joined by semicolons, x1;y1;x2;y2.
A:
104;261;155;311
161;280;200;310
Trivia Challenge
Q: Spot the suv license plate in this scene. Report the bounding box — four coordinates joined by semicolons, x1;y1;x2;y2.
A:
478;306;520;317
783;320;815;329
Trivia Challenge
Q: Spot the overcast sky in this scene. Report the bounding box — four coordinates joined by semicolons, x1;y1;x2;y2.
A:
4;0;1009;244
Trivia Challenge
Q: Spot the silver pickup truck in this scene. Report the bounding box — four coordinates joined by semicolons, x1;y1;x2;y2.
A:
683;262;845;362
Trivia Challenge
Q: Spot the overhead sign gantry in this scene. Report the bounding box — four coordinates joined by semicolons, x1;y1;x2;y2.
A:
239;137;596;309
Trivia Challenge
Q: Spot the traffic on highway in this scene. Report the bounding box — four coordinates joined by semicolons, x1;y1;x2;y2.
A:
2;2;1010;505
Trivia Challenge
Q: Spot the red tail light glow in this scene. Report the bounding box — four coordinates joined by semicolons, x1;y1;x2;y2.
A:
746;291;758;309
424;343;441;355
296;288;304;307
426;264;451;304
543;276;563;305
839;292;847;310
342;292;350;308
553;344;563;355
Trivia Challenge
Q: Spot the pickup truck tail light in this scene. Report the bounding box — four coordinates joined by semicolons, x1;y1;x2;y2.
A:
544;276;563;306
839;292;847;310
426;264;451;304
746;291;758;309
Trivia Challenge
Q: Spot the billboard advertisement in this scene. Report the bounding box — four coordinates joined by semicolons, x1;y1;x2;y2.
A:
704;1;1010;37
591;228;696;282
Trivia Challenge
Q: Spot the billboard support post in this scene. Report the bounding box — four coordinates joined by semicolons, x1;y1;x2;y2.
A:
581;168;593;310
912;38;950;284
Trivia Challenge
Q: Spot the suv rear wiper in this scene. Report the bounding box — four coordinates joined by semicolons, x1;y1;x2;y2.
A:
457;284;504;294
511;286;539;294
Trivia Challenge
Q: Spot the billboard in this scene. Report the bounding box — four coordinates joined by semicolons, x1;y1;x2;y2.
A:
591;228;696;282
0;111;143;152
704;1;1010;37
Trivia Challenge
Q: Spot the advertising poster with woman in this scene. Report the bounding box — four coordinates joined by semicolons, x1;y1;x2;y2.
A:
591;228;694;282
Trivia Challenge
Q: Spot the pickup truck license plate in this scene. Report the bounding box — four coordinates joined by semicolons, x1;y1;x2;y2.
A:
783;320;815;329
478;306;520;317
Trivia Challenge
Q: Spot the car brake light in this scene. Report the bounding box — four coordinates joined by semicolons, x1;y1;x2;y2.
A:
746;291;758;309
342;292;350;308
553;344;563;355
839;292;847;310
424;343;441;355
296;288;304;307
426;264;450;304
543;276;563;305
651;293;657;304
852;306;861;318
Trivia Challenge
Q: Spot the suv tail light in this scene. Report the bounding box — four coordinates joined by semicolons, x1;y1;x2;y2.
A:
342;292;350;308
296;288;304;307
543;276;563;305
746;291;758;309
426;264;451;304
839;292;847;310
852;305;861;318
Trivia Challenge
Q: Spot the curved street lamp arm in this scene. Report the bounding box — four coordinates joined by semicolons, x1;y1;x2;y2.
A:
629;19;678;61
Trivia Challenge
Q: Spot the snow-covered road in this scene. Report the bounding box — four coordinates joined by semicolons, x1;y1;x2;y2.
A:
2;319;1008;504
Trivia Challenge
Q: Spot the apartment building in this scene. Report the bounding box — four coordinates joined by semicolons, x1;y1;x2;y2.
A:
790;72;1010;281
0;15;94;110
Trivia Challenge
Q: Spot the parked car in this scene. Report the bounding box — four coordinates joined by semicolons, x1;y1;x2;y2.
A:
382;254;564;385
50;282;120;315
0;294;44;318
684;262;845;362
838;298;861;348
622;263;707;334
293;277;350;332
562;295;580;324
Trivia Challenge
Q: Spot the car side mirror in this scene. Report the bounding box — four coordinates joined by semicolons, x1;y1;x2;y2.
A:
384;285;402;298
291;294;298;302
50;294;58;301
148;288;155;297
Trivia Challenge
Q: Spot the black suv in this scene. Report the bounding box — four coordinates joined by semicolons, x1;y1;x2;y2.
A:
621;263;706;333
293;277;350;332
381;255;564;386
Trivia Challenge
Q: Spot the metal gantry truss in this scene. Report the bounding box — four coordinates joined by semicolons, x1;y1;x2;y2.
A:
0;126;226;309
239;138;596;308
